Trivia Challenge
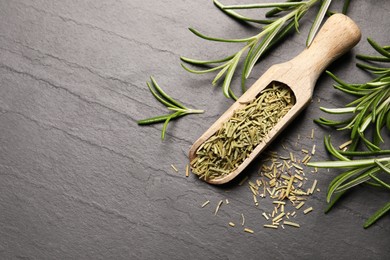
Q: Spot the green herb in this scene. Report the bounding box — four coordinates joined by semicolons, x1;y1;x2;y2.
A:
191;82;295;180
308;38;389;228
315;38;390;151
308;147;390;228
342;0;351;14
137;77;204;140
181;0;349;99
364;202;390;229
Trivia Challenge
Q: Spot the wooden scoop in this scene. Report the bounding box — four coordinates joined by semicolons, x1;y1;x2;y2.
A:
189;14;361;185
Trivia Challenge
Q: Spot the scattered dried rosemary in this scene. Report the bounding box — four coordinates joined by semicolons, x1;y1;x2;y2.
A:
199;133;320;232
191;82;295;180
249;150;318;229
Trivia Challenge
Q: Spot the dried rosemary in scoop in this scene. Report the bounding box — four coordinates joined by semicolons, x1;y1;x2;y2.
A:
191;82;295;180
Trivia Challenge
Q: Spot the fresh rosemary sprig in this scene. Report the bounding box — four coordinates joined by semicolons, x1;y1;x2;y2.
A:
137;77;204;140
309;38;390;228
181;0;345;99
315;38;390;151
308;137;390;228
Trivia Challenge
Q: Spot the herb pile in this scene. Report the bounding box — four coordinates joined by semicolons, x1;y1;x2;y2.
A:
249;149;318;229
199;136;320;232
308;38;390;228
191;82;295;180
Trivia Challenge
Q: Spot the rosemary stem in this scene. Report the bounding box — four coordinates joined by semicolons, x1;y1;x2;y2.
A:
187;109;205;114
308;157;390;168
223;2;305;10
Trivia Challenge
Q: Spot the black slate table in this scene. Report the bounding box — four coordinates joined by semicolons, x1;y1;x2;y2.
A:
0;1;389;259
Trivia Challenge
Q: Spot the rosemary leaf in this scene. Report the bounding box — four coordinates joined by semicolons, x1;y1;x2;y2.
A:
335;166;383;193
181;62;229;74
307;157;390;169
151;77;186;109
313;117;353;127
214;0;272;24
223;51;242;98
367;38;390;58
213;65;230;85
146;81;176;108
356;54;390;62
369;174;390;190
375;160;390;175
338;150;390;156
324;136;350;161
223;2;305;9
266;0;303;17
161;111;181;140
319;107;359;114
189;28;253;43
137;114;172;125
325;189;347;213
325;167;365;203
180;54;236;65
307;0;332;46
363;202;390;228
342;0;351;14
245;20;285;78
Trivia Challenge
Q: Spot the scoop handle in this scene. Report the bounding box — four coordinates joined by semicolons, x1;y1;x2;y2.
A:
290;13;361;80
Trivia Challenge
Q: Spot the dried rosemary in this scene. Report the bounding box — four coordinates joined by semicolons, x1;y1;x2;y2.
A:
191;82;295;180
199;137;320;231
251;149;318;228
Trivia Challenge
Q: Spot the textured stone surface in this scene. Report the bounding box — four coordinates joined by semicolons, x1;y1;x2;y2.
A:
0;0;389;259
